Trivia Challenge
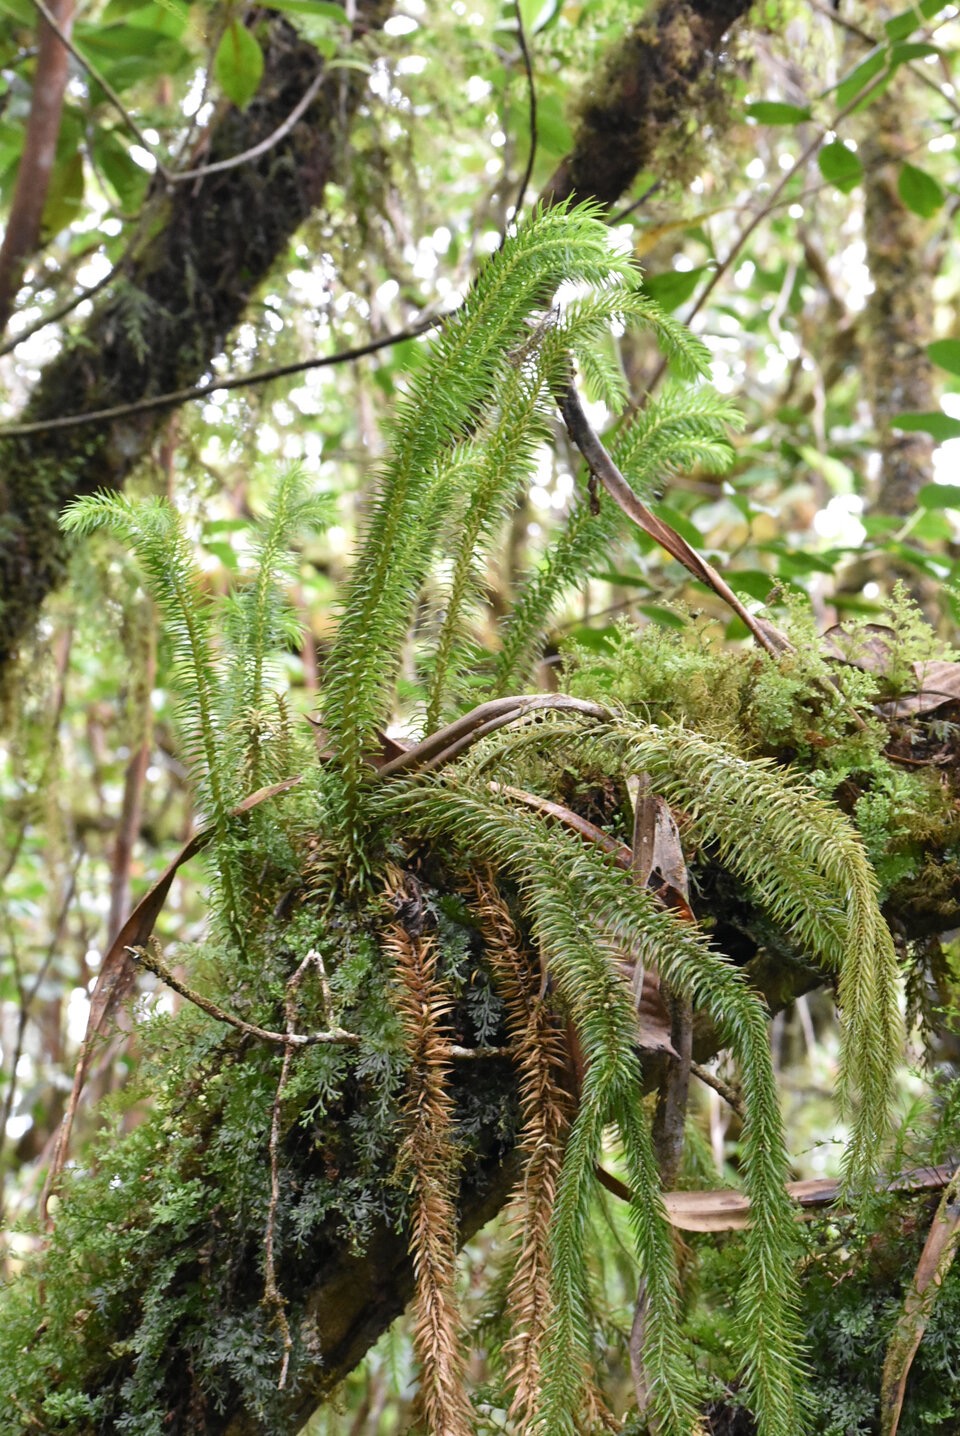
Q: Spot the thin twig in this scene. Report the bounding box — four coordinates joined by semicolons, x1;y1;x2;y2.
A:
0;318;441;436
511;0;537;223
263;948;322;1388
811;0;960;121
128;942;505;1059
691;1061;744;1119
173;70;326;182
609;179;663;226
129;942;361;1048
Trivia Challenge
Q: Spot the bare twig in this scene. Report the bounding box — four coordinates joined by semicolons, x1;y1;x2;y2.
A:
173;70;327;182
643;63;897;397
263;948;324;1388
0;318;441;436
0;261;115;357
129;942;362;1048
690;1060;744;1118
511;0;537;223
129;942;506;1061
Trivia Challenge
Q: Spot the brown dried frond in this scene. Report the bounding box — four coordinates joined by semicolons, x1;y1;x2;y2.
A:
385;871;473;1436
471;874;572;1432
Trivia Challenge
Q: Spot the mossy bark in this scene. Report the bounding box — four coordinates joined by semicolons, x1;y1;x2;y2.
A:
543;0;752;208
0;0;761;696
857;39;941;516
0;8;388;688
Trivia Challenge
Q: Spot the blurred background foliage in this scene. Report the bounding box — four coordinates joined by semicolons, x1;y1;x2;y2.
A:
2;0;960;1430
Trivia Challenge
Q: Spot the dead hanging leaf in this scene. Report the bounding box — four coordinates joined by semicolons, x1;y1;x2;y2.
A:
40;775;302;1223
880;1162;960;1436
820;623;960;717
821;621;900;670
595;1163;956;1231
878;660;960;717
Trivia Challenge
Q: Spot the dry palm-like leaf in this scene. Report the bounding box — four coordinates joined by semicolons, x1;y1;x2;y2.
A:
880;1161;960;1436
40;774;302;1222
593;1162;956;1232
472;877;571;1430
385;872;473;1436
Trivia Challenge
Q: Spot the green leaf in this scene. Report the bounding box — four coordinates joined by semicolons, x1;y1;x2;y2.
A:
885;0;947;42
41;151;84;240
818;142;863;193
928;339;960;376
642;265;708;310
892;411;960;442
214;21;264;109
898;162;944;217
635;602;687;629
918;483;960;509
889;40;942;64
834;48;886;109
92;129;150;212
745;101;812;124
262;0;346;14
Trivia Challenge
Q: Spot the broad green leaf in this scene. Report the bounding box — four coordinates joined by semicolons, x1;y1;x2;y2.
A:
76;24;191;91
818;141;863;193
262;0;346;14
642;265;708;310
893;411;960;441
898;162;944;217
41;151;84;240
93;129;150;212
928;340;960;376
745;101;812;124
730;569;781;601
214;21;264;109
885;0;948;42
636;603;688;630
917;483;960;509
889;40;942;64
834;48;886;109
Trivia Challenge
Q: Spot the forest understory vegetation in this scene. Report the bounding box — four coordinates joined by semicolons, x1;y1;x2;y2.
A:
2;204;960;1436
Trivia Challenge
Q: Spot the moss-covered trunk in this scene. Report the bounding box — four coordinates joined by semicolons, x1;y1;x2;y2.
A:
857;27;941;516
0;7;388;686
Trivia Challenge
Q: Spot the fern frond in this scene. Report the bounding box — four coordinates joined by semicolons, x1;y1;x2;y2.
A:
62;492;224;816
322;202;642;855
586;719;903;1191
222;468;330;791
385;777;804;1432
384;878;473;1436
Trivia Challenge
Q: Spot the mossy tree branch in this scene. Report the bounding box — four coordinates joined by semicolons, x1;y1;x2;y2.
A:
0;7;389;686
